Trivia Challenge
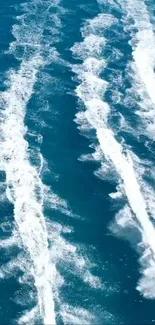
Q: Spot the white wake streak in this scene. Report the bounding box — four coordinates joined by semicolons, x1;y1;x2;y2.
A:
72;12;155;297
97;127;155;253
0;56;56;325
119;0;155;134
123;0;155;101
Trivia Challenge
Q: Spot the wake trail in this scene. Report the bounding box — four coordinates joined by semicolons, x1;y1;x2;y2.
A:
0;1;109;323
0;0;63;323
119;0;155;135
0;55;56;325
71;9;155;296
123;0;155;103
97;127;155;254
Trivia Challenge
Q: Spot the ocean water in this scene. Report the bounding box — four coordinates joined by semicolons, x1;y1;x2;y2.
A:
0;0;155;324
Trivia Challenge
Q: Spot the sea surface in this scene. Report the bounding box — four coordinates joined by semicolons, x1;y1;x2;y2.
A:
0;0;155;324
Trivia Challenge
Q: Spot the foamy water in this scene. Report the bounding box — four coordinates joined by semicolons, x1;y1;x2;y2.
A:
0;55;57;324
71;5;155;299
0;1;108;323
1;0;155;322
119;0;155;137
0;0;63;323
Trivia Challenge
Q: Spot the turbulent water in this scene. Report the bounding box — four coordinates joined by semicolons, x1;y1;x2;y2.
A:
0;0;155;324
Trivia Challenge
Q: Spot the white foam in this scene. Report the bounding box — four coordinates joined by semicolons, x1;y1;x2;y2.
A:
83;270;104;289
97;0;121;11
72;35;106;60
8;0;62;63
120;0;155;137
98;130;155;299
98;128;155;246
46;220;108;323
0;57;58;324
72;10;155;299
60;304;95;325
82;13;118;37
0;230;20;249
0;0;106;322
61;303;120;325
0;251;30;280
129;153;155;222
0;1;65;323
18;307;38;325
79;144;103;162
47;221;103;290
109;188;122;199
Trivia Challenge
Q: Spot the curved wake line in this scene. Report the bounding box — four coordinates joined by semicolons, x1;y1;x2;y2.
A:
0;55;56;325
71;10;155;297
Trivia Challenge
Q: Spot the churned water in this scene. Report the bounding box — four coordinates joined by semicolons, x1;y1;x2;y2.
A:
0;0;155;324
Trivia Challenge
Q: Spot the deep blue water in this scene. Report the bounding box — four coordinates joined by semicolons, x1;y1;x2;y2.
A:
0;0;155;324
